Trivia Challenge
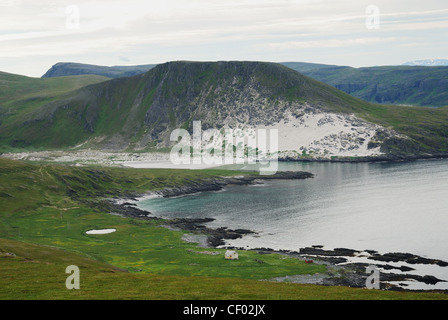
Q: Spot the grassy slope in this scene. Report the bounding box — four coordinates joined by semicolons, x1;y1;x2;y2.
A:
2;238;446;300
282;62;448;108
0;71;109;102
354;104;448;153
1;62;448;155
1;158;446;300
0;159;323;297
0;72;109;152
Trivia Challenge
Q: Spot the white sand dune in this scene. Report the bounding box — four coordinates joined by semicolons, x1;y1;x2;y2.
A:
1;109;400;166
252;111;387;158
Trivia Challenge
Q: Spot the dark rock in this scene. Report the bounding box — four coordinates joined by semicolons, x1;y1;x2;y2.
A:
299;247;359;257
379;264;415;272
164;218;255;248
122;202;137;206
380;272;446;285
318;257;348;264
159;171;314;198
368;252;448;267
334;248;359;255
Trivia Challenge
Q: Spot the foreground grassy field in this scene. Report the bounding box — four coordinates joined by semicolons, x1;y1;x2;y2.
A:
0;158;447;300
2;238;447;300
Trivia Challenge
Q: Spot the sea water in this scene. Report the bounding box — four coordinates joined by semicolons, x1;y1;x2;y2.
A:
138;159;448;289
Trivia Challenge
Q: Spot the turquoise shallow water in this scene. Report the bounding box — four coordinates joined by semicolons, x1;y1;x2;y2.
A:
138;159;448;288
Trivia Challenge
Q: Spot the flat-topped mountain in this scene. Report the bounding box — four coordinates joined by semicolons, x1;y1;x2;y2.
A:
42;62;156;79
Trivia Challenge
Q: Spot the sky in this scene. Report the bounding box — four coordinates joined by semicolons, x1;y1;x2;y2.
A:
1;0;448;77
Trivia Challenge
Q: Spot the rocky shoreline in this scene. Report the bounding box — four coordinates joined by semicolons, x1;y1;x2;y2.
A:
265;246;448;292
106;171;313;246
178;222;448;293
104;172;448;294
147;171;314;198
280;152;448;163
109;197;448;293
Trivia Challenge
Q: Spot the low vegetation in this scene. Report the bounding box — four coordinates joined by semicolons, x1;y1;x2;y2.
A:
283;62;448;108
1;61;448;156
0;158;447;300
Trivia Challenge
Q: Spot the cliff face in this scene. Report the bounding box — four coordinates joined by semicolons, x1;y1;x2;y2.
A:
3;61;448;159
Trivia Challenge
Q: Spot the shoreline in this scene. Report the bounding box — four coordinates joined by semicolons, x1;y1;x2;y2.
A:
109;198;448;293
141;171;314;198
280;153;448;163
105;175;448;294
2;150;448;168
4;151;446;293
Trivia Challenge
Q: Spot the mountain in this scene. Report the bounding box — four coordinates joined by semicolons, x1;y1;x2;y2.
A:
42;62;157;79
41;61;448;108
281;62;448;108
2;61;448;160
403;59;448;67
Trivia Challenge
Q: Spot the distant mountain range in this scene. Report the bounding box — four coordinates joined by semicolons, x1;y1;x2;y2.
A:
1;61;448;160
42;62;156;79
281;62;448;108
402;59;448;67
41;61;448;108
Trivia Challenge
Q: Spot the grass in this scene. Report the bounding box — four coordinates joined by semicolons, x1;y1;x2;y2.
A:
2;238;447;300
0;159;320;297
0;159;317;279
0;71;109;105
0;158;447;300
283;63;448;107
0;71;109;152
355;104;448;153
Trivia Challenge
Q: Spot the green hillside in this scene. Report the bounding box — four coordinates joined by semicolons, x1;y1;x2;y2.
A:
281;62;448;108
0;71;108;103
1;61;448;157
0;72;109;151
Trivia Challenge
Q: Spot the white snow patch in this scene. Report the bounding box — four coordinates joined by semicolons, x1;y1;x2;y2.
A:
86;229;116;235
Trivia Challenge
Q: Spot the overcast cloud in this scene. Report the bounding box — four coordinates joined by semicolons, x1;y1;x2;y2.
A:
1;0;447;77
